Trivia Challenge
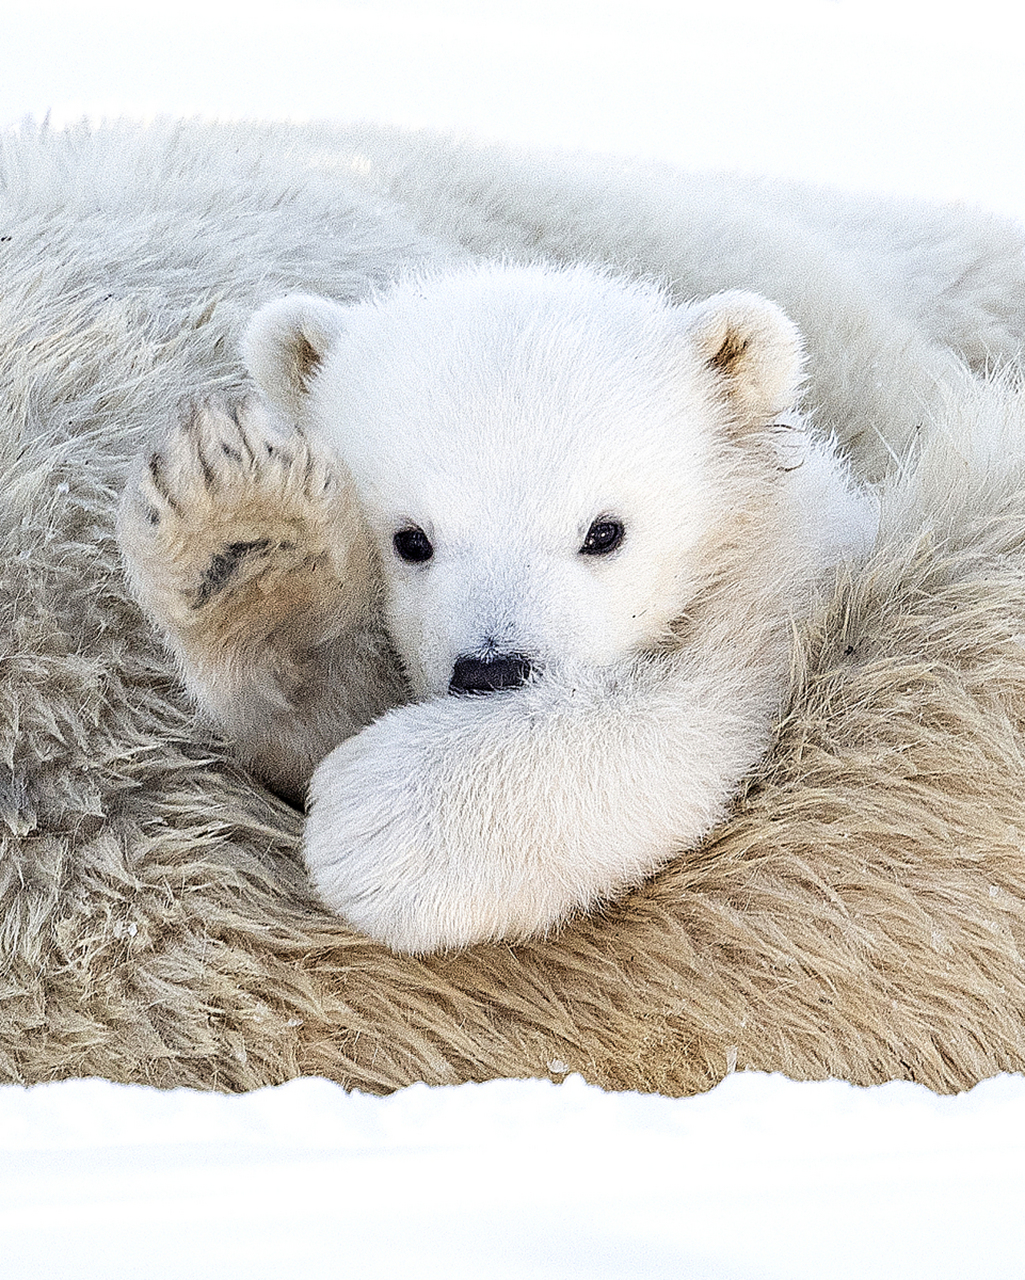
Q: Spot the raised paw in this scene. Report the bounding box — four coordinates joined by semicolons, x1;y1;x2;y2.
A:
119;394;355;632
118;394;401;797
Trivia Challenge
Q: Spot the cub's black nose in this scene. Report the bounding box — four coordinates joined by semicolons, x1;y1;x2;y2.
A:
449;653;534;695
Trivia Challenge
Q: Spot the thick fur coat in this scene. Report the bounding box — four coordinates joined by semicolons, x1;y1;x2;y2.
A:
4;119;1025;1093
119;265;876;953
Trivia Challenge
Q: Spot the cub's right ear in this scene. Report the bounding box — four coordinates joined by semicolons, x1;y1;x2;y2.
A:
243;294;348;423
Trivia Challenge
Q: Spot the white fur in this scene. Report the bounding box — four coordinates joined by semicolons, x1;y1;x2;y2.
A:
246;262;877;951
112;121;1025;955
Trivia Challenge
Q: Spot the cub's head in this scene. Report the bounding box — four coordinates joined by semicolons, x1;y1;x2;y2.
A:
245;263;804;698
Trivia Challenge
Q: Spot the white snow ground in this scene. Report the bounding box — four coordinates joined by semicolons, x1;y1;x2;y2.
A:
4;1071;1025;1280
3;2;1025;1277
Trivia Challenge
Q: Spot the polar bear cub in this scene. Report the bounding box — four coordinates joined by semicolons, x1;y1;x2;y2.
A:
120;262;876;953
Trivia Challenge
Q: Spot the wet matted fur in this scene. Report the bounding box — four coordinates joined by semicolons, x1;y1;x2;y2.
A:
4;119;1025;1094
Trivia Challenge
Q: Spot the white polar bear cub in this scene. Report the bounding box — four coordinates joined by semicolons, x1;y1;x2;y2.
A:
124;262;876;954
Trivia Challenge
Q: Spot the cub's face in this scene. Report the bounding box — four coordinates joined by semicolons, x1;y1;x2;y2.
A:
351;431;720;697
245;264;803;698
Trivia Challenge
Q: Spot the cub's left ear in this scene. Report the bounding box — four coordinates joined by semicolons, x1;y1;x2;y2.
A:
684;290;804;426
243;294;349;423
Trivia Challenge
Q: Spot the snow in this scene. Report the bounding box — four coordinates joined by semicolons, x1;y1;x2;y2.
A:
4;0;1025;217
3;1;1025;1275
4;1071;1025;1279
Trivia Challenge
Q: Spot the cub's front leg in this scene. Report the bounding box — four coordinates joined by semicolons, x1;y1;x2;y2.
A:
304;646;779;953
118;395;406;802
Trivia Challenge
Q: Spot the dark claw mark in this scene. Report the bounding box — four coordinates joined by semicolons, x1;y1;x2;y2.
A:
226;403;256;464
221;441;243;462
196;439;216;488
147;453;182;515
193;539;271;608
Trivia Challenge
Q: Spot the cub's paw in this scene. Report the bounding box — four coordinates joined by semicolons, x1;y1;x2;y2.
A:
120;395;401;802
119;394;354;637
303;713;460;955
303;698;559;954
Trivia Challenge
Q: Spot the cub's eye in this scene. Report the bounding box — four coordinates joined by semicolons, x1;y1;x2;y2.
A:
393;526;434;563
580;518;625;556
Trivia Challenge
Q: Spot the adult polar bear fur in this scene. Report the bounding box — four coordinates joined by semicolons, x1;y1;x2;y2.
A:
121;262;875;953
9;120;1025;1095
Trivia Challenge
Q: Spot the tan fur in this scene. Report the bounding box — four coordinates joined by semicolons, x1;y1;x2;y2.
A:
4;119;1025;1093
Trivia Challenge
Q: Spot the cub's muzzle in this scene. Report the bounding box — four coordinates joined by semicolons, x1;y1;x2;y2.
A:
449;653;534;695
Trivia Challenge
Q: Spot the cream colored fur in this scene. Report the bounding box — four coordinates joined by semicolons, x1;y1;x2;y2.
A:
4;119;1025;1093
